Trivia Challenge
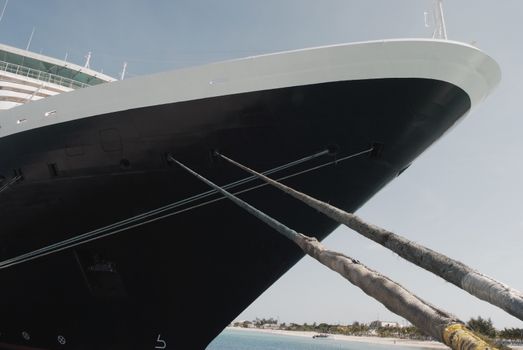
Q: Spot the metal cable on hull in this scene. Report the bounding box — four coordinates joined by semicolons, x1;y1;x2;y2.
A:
0;147;372;270
0;175;21;194
171;156;502;350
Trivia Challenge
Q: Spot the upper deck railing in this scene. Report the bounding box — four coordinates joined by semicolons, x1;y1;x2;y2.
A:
0;59;91;89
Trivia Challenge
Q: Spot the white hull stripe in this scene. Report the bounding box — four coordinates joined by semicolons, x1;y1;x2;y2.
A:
0;39;500;139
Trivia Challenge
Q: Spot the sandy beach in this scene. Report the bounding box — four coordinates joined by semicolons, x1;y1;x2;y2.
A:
227;326;447;349
227;327;523;349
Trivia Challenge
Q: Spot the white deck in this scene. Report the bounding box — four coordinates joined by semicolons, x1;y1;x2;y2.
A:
0;42;116;111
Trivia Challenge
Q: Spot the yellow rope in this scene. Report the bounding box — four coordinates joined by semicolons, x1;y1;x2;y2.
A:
443;324;502;350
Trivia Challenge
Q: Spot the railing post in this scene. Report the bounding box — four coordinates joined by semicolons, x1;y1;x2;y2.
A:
0;59;91;89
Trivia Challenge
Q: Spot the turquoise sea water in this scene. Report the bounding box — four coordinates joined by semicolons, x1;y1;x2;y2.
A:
207;329;435;350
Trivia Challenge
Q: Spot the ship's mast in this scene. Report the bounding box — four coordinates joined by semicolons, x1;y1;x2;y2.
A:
120;61;128;80
84;51;92;68
432;0;447;39
25;26;35;51
0;0;8;24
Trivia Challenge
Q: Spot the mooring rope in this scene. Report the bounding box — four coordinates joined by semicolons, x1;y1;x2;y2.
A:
0;147;373;269
217;152;523;323
172;157;503;350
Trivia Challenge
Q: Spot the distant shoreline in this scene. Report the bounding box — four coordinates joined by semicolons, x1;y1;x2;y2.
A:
226;326;447;349
226;326;523;350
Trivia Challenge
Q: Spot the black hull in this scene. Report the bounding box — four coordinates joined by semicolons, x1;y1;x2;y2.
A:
0;79;470;349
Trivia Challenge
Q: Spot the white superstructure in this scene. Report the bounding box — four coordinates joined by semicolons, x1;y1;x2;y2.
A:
0;43;116;110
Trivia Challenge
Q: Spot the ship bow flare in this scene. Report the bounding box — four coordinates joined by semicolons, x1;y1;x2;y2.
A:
0;39;499;349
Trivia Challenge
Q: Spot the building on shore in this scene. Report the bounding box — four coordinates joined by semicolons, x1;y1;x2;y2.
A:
369;321;403;329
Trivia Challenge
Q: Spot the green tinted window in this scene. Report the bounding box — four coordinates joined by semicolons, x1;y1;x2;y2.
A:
0;49;107;86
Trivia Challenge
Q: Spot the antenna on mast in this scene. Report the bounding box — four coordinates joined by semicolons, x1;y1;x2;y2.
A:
0;0;9;24
431;0;447;39
120;61;128;80
25;26;35;51
84;51;92;68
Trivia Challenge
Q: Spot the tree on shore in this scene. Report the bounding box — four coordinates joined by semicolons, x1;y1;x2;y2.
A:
254;317;278;327
246;317;523;344
499;328;523;341
467;317;497;338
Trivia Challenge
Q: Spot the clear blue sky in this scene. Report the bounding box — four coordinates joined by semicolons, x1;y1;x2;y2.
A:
2;0;522;329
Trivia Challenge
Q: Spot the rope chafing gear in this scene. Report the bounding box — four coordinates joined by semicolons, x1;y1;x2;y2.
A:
0;148;373;269
216;152;523;323
172;156;504;350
